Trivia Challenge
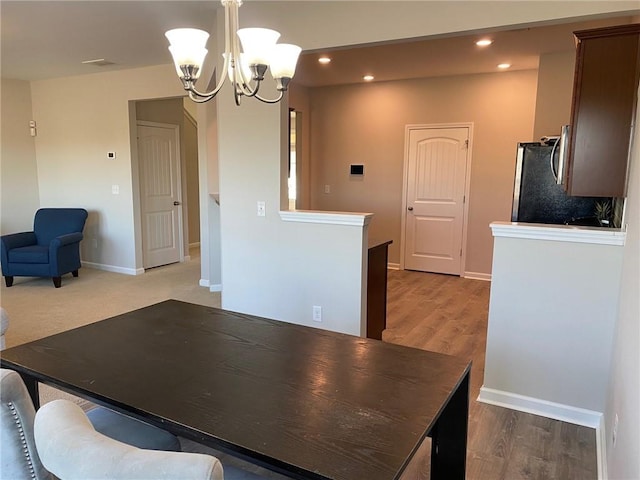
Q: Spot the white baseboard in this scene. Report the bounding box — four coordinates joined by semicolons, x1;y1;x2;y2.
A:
199;279;222;292
478;386;602;429
387;263;400;270
597;415;608;480
463;271;492;281
82;261;143;276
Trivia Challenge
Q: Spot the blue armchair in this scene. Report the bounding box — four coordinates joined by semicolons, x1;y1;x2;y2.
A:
1;208;88;288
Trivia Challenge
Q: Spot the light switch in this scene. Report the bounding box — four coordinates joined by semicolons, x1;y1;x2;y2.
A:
112;185;120;195
257;201;266;217
107;151;116;160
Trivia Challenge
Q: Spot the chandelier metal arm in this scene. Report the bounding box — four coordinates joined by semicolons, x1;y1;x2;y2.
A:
254;91;285;104
183;0;235;102
166;0;300;105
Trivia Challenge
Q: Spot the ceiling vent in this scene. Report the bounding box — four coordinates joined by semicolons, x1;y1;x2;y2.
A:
81;58;116;67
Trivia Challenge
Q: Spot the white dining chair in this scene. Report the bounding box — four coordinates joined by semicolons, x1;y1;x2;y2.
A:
34;399;224;480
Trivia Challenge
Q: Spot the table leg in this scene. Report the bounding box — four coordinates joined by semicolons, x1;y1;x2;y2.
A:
430;371;469;480
19;373;40;409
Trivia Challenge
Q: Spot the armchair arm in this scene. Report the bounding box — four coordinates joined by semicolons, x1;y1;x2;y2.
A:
1;233;37;273
51;232;83;248
1;232;37;250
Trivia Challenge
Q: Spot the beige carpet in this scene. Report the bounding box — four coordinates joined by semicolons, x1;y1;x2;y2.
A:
1;249;220;349
0;251;290;479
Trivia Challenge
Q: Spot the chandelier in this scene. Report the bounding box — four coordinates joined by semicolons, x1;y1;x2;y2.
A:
165;0;301;105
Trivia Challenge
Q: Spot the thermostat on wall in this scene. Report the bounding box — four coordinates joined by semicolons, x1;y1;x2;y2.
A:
107;151;116;160
350;164;364;175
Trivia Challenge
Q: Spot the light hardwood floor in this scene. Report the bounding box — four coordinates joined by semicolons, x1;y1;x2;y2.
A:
384;269;597;480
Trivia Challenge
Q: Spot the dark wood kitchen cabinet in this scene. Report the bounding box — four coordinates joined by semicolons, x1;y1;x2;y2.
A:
564;24;640;197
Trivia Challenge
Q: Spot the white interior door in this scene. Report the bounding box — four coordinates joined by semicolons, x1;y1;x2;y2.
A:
403;126;469;275
137;123;183;269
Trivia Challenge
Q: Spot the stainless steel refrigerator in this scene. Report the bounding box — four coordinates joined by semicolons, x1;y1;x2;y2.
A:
511;141;606;226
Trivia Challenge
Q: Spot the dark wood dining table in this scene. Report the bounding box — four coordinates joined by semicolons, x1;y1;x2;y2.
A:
1;300;470;480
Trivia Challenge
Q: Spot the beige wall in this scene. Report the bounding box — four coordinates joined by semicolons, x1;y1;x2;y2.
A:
533;51;576;141
305;70;538;275
183;110;200;246
1;79;40;234
30;64;185;272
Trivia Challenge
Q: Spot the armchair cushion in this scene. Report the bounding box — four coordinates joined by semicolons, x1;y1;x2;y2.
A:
9;245;48;264
33;209;88;246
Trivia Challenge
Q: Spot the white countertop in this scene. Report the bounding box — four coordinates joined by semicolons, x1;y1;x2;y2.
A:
490;221;626;246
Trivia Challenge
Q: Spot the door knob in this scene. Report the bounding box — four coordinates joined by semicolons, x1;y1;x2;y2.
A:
173;201;181;206
408;206;413;211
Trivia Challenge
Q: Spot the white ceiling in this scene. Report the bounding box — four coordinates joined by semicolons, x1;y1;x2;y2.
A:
0;1;636;86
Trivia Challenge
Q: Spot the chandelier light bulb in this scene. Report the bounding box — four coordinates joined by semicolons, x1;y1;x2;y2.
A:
270;44;302;79
237;28;280;66
165;28;210;78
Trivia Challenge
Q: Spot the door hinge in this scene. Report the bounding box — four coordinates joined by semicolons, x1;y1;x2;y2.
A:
463;195;466;204
460;248;463;257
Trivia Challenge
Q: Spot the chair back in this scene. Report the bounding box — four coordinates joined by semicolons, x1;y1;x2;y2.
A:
0;369;52;480
35;399;224;480
33;208;88;246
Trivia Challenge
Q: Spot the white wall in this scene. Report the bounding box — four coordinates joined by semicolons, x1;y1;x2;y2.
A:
482;234;623;417
1;79;40;234
30;64;185;273
604;90;640;479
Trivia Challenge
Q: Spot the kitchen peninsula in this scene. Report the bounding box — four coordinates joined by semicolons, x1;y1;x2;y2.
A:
480;222;625;429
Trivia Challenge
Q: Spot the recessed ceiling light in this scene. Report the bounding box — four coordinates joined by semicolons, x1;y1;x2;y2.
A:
497;63;511;69
476;39;492;47
363;75;374;82
318;57;331;64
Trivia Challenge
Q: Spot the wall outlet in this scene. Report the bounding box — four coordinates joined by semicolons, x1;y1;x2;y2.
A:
324;184;331;194
312;305;322;322
111;184;120;195
257;201;266;217
612;413;619;447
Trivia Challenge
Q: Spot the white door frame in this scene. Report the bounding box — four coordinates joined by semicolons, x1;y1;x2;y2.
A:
399;122;474;275
136;120;185;268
